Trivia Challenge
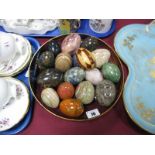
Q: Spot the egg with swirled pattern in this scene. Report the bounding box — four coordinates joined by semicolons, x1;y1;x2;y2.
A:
64;67;85;85
76;48;96;70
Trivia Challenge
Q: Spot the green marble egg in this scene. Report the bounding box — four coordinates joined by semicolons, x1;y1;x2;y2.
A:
101;63;121;83
75;81;95;105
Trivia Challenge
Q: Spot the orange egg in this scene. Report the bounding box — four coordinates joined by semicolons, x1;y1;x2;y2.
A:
57;82;75;100
59;99;84;117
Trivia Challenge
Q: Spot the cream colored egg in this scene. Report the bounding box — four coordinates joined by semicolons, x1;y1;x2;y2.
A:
92;49;111;68
41;88;60;108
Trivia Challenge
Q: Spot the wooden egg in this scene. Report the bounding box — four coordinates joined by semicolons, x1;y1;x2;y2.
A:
59;99;84;117
41;88;60;108
76;48;96;70
55;53;72;72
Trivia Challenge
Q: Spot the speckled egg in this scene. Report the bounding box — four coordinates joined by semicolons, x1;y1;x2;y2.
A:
48;40;61;56
55;53;72;72
61;33;81;55
57;82;75;99
41;88;60;108
81;36;99;51
92;49;111;68
59;99;84;117
86;68;103;85
101;62;121;83
64;67;85;85
37;68;64;87
96;80;116;106
75;81;95;104
37;51;55;70
76;48;96;70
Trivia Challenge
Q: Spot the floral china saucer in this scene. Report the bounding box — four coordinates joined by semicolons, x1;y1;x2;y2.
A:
0;33;32;77
0;77;29;132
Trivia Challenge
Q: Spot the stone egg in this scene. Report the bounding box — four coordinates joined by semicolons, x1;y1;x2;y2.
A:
55;53;72;72
76;48;96;70
61;33;81;55
64;67;85;85
57;82;75;100
47;40;61;56
75;81;95;105
37;68;64;87
86;68;103;85
101;62;121;83
37;51;55;70
59;98;84;118
92;48;111;68
81;36;99;51
96;80;116;106
72;54;80;67
41;88;60;108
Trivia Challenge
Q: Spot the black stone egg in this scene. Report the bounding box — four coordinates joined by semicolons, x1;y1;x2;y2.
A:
37;51;55;70
81;37;99;51
37;68;64;87
47;41;61;56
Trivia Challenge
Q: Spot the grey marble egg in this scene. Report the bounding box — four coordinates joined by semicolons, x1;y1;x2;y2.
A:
96;80;116;107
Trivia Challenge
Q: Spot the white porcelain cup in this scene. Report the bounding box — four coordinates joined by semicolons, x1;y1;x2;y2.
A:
0;32;17;63
0;78;16;110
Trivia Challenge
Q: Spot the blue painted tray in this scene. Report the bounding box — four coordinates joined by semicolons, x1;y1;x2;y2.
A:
0;20;116;38
114;23;155;134
0;37;40;135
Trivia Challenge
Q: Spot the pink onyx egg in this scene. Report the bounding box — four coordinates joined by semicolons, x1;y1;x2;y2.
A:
61;33;81;55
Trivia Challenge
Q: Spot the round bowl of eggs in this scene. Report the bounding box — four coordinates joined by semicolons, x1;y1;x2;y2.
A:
29;33;124;121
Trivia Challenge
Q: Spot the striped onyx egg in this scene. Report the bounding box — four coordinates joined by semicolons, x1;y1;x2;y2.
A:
41;88;60;108
55;53;72;72
76;48;96;70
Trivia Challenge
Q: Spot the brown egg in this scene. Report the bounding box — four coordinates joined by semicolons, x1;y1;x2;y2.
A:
55;53;72;72
59;99;84;118
76;48;96;70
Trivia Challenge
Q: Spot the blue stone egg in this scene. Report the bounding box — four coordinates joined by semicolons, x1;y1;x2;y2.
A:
72;55;80;67
64;67;85;85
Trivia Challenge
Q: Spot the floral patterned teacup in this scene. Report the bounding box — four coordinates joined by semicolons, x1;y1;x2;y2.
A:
89;19;113;34
0;78;16;110
0;32;18;64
